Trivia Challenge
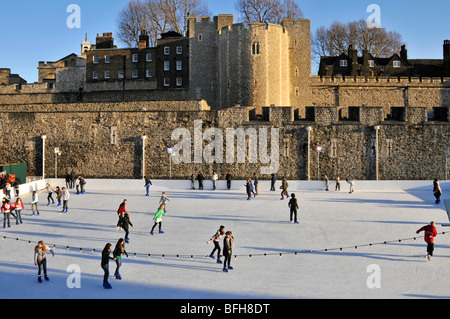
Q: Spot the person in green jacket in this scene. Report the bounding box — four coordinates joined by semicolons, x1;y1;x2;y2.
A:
150;204;166;235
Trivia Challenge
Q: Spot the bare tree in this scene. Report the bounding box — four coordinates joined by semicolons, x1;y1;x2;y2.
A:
117;1;150;47
117;0;209;48
235;0;303;24
312;19;403;63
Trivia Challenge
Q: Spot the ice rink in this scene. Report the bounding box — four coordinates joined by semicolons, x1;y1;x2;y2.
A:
0;178;449;299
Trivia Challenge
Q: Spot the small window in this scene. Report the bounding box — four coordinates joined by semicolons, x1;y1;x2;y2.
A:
146;53;152;62
132;69;138;78
198;34;202;41
164;77;170;87
132;54;138;63
118;70;124;79
340;60;347;67
176;77;182;86
164;61;170;71
111;127;118;145
393;60;401;68
176;60;182;71
164;47;170;55
369;60;375;67
93;55;99;64
146;69;153;78
252;43;260;55
92;71;98;79
104;70;110;79
105;55;110;64
176;46;182;54
283;139;290;157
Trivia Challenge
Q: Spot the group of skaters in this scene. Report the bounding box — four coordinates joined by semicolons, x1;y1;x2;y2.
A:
2;171;444;287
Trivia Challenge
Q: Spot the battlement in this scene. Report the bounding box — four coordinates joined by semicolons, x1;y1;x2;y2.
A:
311;75;450;86
236;105;449;125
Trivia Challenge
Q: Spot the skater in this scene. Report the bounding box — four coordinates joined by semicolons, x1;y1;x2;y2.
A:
101;243;115;289
225;172;232;190
45;183;55;206
416;221;438;261
245;179;252;200
433;179;442;204
61;187;70;213
159;192;170;212
54;186;62;207
116;199;128;229
197;172;204;190
253;173;259;195
79;175;86;194
346;179;354;193
288;193;299;224
12;197;24;224
280;178;289;200
113;238;128;280
75;177;80;194
1;198;12;228
34;240;54;283
31;191;39;216
121;212;134;243
222;231;234;272
208;225;225;264
150;204;166;235
323;175;329;191
190;174;196;190
270;174;276;191
211;171;218;190
144;176;152;196
335;175;341;191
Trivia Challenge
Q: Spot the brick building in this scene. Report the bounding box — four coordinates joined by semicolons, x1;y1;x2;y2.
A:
85;30;188;90
319;42;450;78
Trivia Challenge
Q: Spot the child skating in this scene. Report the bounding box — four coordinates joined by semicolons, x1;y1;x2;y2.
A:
288;193;299;224
150;204;166;235
101;243;115;289
416;221;437;261
121;212;134;243
208;225;225;264
31;191;39;216
113;238;128;280
223;231;234;272
34;240;55;283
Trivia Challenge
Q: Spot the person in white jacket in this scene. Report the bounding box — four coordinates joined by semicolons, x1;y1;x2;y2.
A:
211;171;218;190
61;187;70;213
31;191;39;216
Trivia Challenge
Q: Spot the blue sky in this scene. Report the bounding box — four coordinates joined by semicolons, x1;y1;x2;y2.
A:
0;0;448;82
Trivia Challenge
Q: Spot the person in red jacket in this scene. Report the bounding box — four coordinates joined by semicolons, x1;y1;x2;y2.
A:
416;221;437;261
116;199;128;229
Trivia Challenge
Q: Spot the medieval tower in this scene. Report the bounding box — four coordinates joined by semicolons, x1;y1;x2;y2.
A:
187;15;312;110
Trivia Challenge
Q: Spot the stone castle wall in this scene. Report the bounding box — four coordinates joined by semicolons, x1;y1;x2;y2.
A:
0;102;448;181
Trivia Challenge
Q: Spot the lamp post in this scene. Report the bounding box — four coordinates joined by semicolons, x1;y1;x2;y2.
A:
374;125;380;181
306;126;312;180
445;147;449;181
316;145;323;180
141;135;147;179
54;148;61;178
41;135;47;179
167;147;173;180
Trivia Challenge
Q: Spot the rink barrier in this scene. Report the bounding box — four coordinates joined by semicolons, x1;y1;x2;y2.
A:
0;232;447;260
43;178;449;192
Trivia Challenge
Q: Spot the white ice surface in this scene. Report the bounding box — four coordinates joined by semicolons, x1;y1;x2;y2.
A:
0;179;449;299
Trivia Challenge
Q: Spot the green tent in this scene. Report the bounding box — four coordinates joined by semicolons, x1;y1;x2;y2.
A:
0;163;27;185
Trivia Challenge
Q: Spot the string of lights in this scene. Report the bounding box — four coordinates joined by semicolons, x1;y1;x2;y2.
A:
1;231;446;260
